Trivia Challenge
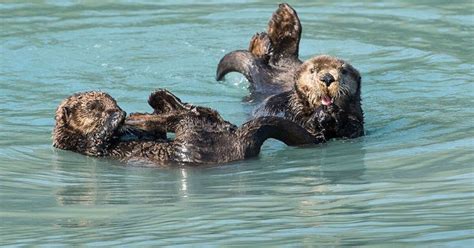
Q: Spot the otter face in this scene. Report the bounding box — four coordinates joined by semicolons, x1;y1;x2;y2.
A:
53;92;126;156
296;55;361;108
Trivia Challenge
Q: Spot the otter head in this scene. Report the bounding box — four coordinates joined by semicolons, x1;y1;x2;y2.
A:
295;55;361;108
53;91;126;156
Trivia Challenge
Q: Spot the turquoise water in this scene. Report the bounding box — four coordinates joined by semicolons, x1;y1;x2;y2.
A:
1;1;473;246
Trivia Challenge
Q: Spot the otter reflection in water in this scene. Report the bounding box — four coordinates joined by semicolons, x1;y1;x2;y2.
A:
53;90;318;165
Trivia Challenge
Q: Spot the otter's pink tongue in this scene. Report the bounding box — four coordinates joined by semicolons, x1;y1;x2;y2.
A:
321;96;333;106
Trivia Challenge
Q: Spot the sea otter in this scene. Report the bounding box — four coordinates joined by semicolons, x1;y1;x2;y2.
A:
53;90;317;165
216;3;302;97
254;55;364;140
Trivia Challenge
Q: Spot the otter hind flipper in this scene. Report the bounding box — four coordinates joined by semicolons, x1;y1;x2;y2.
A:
216;50;255;81
267;3;301;59
249;32;272;60
148;89;188;114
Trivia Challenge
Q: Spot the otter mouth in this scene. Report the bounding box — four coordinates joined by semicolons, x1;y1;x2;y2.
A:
321;95;334;106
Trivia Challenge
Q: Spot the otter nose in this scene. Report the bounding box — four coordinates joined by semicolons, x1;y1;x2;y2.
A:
320;73;335;86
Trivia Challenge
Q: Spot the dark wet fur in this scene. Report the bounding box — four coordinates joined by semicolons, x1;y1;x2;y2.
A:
215;4;364;141
254;91;364;141
216;3;302;97
53;90;317;165
254;56;364;140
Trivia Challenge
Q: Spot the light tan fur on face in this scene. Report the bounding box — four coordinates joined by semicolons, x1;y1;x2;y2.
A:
55;92;123;135
295;55;360;108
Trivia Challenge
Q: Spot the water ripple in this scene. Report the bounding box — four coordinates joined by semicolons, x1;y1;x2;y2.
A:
1;0;473;246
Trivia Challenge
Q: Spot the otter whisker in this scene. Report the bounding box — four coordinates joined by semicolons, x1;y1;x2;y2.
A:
335;89;341;100
119;125;131;134
337;88;344;98
339;84;350;97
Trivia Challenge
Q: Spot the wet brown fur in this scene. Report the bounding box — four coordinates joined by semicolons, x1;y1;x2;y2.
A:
254;55;364;140
53;91;127;156
216;3;302;96
53;90;317;165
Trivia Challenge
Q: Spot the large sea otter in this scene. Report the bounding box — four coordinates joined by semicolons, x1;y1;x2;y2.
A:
53;90;318;165
216;3;302;97
254;55;364;140
216;3;364;140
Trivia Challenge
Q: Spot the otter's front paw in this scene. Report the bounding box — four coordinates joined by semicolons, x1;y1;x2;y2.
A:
313;109;336;130
125;113;167;137
249;32;272;59
325;103;340;113
148;89;187;114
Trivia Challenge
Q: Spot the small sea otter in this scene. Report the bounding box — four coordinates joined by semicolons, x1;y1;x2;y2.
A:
216;3;302;97
53;90;317;165
254;55;364;140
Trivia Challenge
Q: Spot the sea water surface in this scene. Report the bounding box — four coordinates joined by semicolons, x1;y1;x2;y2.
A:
0;0;473;246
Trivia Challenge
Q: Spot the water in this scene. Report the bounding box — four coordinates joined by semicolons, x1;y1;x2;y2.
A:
1;0;473;246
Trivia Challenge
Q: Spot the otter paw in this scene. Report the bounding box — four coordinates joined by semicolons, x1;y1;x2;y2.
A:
310;108;336;131
267;3;301;54
249;32;272;59
148;89;187;114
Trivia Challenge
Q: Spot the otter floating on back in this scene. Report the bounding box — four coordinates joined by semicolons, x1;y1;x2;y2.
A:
53;90;318;165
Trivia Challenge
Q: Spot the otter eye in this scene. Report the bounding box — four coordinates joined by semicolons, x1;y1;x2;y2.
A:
341;68;348;75
87;100;104;112
310;68;316;74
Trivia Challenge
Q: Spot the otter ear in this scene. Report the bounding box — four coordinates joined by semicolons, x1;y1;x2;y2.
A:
61;106;72;125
